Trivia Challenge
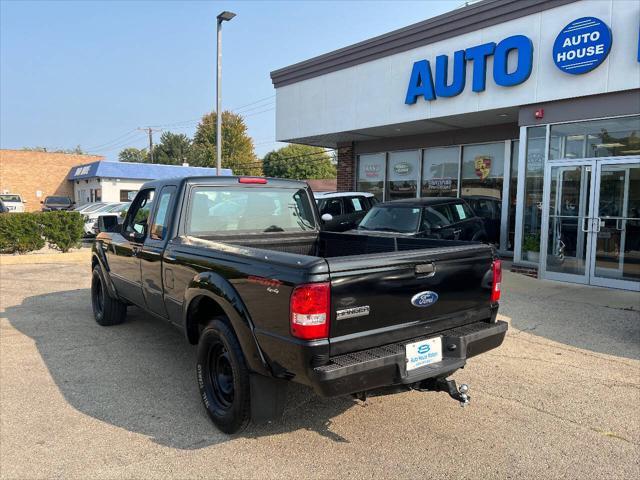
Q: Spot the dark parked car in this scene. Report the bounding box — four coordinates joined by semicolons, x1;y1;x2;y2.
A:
92;177;505;433
41;195;74;211
463;196;501;245
315;192;377;232
356;197;488;241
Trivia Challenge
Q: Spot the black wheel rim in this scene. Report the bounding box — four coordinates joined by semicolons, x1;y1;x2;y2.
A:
208;341;234;409
92;274;104;317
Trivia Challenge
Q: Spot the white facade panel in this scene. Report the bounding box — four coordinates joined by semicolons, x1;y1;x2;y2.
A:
275;0;640;142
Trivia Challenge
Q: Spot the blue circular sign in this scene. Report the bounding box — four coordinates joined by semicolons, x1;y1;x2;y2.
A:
553;17;612;75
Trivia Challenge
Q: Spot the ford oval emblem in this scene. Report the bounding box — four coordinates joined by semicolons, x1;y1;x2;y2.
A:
411;291;439;307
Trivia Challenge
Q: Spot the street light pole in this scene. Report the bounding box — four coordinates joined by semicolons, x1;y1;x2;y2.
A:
216;11;236;176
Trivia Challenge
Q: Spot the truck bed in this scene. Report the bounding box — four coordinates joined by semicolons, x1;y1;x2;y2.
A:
192;230;482;258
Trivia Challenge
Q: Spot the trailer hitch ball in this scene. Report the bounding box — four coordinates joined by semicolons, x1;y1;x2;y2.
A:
458;384;470;407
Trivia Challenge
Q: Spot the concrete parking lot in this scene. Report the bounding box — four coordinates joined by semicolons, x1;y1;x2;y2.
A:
1;260;639;479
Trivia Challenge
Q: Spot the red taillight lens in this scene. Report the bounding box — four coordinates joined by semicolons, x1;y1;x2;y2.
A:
238;177;267;184
290;282;330;340
491;259;502;303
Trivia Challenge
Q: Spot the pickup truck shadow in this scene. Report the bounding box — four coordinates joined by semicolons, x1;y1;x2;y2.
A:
1;289;356;449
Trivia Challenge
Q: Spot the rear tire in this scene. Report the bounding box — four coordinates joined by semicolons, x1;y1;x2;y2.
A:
91;266;127;326
196;318;251;434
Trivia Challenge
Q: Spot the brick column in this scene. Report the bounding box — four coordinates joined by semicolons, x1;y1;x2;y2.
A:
336;142;355;192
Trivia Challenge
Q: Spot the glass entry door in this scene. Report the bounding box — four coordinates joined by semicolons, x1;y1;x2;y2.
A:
541;157;640;291
590;160;640;290
541;161;595;283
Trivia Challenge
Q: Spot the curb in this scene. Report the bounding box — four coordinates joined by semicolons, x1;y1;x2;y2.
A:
0;250;91;265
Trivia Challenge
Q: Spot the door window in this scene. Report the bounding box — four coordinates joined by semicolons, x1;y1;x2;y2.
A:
125;189;155;237
344;196;365;213
422;205;453;229
321;199;342;217
150;186;175;240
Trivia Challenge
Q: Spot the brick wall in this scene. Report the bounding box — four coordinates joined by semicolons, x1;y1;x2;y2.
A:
0;150;104;211
336;142;355;191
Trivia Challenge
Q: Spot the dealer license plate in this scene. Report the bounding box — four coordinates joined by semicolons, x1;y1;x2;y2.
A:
405;337;442;371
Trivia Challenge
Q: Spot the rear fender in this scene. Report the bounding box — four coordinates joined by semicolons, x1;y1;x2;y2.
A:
183;272;270;376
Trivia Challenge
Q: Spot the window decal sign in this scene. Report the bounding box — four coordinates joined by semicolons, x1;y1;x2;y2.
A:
553;17;612;75
474;156;492;180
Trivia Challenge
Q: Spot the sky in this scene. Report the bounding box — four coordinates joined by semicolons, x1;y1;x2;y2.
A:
1;0;462;161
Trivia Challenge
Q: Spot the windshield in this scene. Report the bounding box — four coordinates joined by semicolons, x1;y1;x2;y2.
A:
77;202;107;212
0;194;21;202
187;186;316;235
358;206;421;233
102;203;127;213
45;196;71;205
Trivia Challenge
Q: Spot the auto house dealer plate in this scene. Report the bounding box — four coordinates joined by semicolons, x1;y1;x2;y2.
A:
405;337;442;371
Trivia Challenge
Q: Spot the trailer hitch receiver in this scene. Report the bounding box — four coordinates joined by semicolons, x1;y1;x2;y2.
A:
414;377;470;407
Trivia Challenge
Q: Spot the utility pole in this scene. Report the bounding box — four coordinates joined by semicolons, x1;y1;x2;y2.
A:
137;127;162;163
216;11;236;175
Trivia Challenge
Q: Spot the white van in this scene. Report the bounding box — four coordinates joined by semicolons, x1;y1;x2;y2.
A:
0;194;25;212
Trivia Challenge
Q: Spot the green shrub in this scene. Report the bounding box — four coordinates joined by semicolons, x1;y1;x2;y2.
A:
39;211;84;252
0;211;84;254
0;213;45;253
522;233;541;253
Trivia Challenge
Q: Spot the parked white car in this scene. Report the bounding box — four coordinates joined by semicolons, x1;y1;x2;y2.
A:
83;202;130;236
0;194;26;212
75;202;108;214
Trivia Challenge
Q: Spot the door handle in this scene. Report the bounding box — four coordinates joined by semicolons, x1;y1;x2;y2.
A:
593;217;602;233
581;217;591;232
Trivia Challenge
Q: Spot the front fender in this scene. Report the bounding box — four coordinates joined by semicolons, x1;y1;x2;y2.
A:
91;248;118;300
183;271;270;376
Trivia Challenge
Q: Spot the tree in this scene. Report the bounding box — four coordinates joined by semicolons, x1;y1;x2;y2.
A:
22;145;86;154
262;144;336;180
153;132;192;165
118;147;148;163
192;111;262;175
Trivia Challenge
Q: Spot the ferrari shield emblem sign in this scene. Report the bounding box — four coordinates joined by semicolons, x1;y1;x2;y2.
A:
474;156;491;180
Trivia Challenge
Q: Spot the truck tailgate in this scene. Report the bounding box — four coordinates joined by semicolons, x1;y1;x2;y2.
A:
326;243;495;356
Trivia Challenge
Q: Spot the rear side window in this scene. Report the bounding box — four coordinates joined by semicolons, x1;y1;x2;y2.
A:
187;186;316;235
344;197;365;213
451;202;471;222
150;186;176;240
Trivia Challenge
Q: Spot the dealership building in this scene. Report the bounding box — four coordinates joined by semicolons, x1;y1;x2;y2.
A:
271;0;640;290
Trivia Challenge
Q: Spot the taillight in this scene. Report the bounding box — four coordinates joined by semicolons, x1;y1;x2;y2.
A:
491;259;502;303
238;177;267;184
290;282;330;340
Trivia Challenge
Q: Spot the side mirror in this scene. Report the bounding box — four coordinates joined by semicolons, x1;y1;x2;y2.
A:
97;214;119;233
321;213;333;222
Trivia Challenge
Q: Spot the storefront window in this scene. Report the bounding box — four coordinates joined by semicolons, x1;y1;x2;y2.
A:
549;115;640;160
357;153;386;201
460;142;505;245
421;146;459;197
387;150;420;200
520;126;546;262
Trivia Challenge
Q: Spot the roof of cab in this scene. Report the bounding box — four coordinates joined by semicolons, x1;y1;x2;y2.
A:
139;176;309;190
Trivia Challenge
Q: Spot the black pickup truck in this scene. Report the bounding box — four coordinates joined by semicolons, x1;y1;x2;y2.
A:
91;176;507;433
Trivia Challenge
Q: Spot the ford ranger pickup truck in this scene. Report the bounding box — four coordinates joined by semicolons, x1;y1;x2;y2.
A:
91;176;507;433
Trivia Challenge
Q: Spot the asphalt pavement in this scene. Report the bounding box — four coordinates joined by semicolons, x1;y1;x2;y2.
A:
0;261;638;479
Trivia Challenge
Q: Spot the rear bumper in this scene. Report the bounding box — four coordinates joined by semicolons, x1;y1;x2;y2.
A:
309;320;507;397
